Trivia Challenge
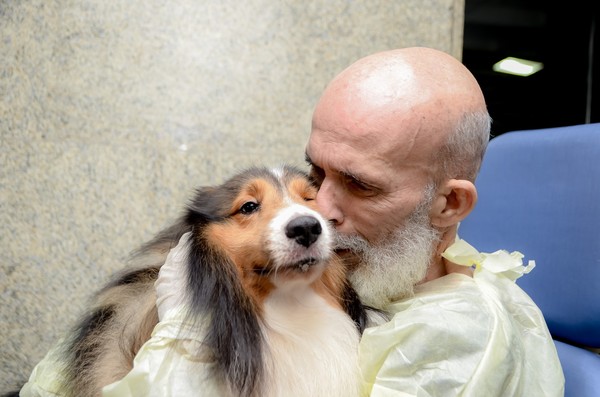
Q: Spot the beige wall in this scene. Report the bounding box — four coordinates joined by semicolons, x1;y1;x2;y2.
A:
0;0;464;389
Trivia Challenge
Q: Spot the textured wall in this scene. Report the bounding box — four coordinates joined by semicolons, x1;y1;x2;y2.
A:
0;0;464;390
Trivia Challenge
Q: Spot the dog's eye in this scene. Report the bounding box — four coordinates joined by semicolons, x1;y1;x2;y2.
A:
239;201;260;215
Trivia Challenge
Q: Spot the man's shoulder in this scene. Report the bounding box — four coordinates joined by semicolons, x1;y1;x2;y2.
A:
388;273;490;318
365;274;496;346
367;270;552;367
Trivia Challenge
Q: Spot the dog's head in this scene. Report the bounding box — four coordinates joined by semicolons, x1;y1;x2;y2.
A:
186;166;337;296
181;165;358;396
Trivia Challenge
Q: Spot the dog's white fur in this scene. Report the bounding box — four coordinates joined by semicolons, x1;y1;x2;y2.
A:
262;287;361;397
263;198;361;396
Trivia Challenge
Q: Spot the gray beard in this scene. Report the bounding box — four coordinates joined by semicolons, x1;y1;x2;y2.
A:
337;199;441;310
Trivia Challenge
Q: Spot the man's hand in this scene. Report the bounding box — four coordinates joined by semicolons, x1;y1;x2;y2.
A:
155;232;192;320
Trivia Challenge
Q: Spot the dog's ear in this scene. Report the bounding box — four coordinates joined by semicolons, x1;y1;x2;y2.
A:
185;232;263;396
185;186;232;225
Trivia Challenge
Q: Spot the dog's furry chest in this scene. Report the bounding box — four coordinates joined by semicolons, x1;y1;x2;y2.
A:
260;287;361;397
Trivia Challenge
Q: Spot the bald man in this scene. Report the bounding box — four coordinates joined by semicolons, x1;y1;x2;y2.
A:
305;47;564;396
306;47;487;306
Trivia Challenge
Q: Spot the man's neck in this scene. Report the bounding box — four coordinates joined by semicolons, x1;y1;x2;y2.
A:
422;227;473;283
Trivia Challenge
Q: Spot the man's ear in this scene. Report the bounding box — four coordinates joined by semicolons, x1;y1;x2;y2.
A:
430;179;477;228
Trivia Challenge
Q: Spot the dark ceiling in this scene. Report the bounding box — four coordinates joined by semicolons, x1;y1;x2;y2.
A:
462;0;599;137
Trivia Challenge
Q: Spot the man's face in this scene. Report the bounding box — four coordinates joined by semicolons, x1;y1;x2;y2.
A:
305;135;443;307
306;133;441;307
305;105;442;307
305;127;433;246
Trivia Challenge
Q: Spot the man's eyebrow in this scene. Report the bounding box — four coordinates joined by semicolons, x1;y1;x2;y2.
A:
339;170;379;189
305;152;382;191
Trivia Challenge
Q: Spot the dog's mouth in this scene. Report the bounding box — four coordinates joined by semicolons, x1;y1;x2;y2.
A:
253;257;322;276
290;257;319;273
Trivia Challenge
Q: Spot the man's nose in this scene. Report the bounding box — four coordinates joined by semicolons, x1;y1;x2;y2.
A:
316;179;343;226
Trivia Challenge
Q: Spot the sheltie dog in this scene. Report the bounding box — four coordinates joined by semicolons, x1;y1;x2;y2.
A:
21;165;367;397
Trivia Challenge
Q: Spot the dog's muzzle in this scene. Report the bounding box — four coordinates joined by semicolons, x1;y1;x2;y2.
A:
267;204;333;275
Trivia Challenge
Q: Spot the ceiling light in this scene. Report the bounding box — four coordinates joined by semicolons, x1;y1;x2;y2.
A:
493;57;544;77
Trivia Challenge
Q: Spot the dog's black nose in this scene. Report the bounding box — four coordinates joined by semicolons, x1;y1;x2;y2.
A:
285;216;322;247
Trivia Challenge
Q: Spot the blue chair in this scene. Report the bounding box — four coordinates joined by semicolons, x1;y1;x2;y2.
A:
458;123;600;397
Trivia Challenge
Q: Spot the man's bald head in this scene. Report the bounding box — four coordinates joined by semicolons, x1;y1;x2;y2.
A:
312;47;490;182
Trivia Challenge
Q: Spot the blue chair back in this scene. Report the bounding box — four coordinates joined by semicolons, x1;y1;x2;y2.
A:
458;123;600;397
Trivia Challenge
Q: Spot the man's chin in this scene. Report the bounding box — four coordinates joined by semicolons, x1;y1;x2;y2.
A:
348;256;418;309
342;233;438;309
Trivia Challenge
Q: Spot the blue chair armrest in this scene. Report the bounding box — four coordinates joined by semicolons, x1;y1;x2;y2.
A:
555;340;600;397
